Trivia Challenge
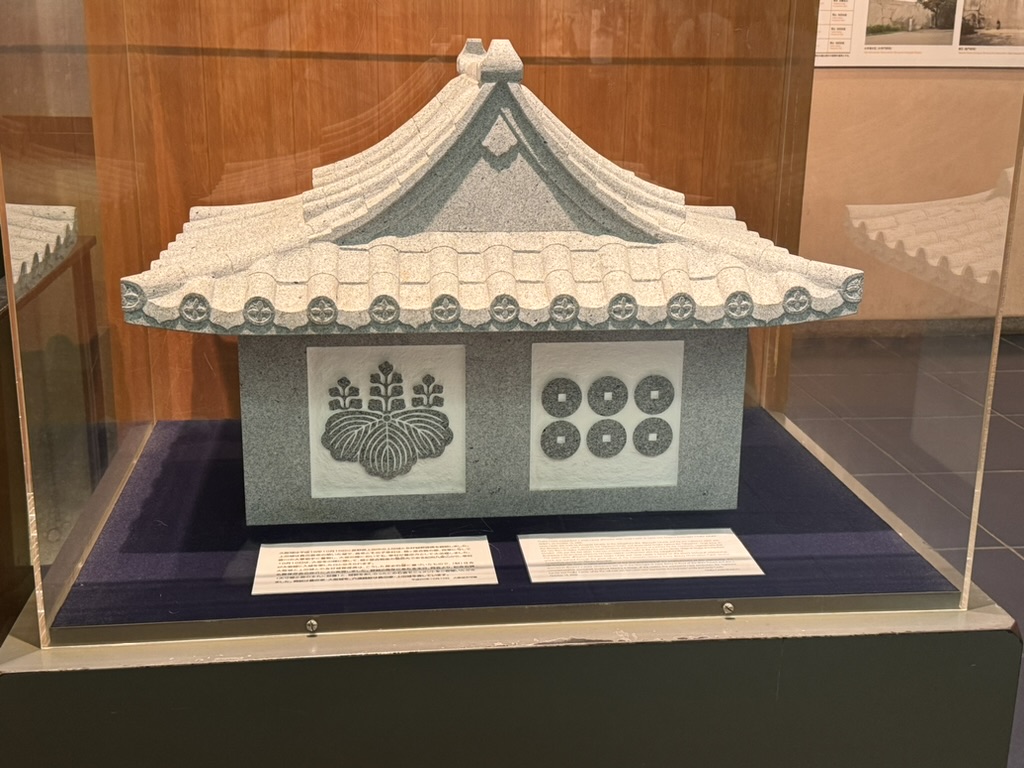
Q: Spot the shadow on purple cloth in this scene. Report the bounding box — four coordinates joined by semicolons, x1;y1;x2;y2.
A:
55;410;955;629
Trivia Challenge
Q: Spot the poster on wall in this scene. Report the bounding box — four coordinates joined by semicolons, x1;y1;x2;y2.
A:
817;0;1024;67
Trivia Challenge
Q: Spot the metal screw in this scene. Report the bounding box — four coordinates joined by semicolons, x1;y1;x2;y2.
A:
722;602;735;616
306;619;319;634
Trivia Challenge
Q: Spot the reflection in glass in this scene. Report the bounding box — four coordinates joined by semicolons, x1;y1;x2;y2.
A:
847;167;1009;309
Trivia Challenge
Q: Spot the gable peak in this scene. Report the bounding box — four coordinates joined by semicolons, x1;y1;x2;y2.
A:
457;38;523;84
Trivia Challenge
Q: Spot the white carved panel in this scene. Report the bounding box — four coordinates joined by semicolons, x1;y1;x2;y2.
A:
308;345;466;498
529;341;684;491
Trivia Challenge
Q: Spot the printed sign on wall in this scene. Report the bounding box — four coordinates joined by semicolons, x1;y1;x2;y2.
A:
817;0;1024;67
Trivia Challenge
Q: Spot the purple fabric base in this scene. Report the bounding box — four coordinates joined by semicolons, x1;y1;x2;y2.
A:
54;410;954;629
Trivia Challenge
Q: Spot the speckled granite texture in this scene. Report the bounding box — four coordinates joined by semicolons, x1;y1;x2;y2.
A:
240;329;745;525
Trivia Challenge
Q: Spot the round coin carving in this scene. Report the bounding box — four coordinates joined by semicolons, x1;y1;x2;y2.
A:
541;420;580;460
369;295;400;325
431;294;461;324
667;292;696;322
608;293;637;323
587;376;628;416
307;296;337;326
724;291;754;321
841;274;864;304
635;375;674;415
549;294;579;324
244;297;275;327
121;281;145;312
633;417;674;457
587;419;627;458
542;377;582;418
179;293;210;325
489;294;519;324
782;287;811;315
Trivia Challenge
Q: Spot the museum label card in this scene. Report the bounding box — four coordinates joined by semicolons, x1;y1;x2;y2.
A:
252;536;498;595
518;529;763;583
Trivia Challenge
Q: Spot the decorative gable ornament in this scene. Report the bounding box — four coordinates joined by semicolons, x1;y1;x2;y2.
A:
121;39;863;526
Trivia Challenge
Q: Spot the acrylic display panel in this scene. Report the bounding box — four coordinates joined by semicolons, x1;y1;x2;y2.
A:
783;66;1024;590
0;0;1015;646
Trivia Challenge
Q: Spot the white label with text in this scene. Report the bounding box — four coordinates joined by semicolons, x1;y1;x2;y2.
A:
252;536;497;595
518;529;763;583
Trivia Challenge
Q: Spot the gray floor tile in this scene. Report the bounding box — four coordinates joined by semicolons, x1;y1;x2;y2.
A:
1007;413;1024;429
1000;335;1024;370
916;471;1024;545
849;416;984;474
929;371;987;405
880;334;993;373
792;418;904;474
850;415;1024;474
797;372;982;419
790;336;913;375
994;371;1024;414
937;369;1024;414
971;548;1024;622
986;416;1024;470
916;472;975;514
856;474;998;550
980;474;1024;546
783;382;836;420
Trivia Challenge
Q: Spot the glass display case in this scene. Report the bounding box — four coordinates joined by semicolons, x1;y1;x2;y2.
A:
0;0;1019;651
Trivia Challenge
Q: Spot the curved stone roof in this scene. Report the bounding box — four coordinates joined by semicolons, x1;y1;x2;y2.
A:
122;38;863;335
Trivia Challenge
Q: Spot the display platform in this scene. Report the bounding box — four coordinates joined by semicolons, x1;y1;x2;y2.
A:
50;409;956;640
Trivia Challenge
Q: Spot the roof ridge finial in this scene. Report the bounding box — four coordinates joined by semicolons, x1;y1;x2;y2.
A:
457;38;486;78
457;38;523;84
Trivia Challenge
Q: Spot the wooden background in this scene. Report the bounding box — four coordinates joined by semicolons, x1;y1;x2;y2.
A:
76;0;818;421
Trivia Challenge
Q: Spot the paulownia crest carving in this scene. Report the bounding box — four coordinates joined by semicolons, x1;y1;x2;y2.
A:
321;361;453;479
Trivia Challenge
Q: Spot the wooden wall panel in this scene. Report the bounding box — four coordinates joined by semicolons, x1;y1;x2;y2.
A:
121;2;234;421
623;2;711;195
290;1;379;172
375;1;461;142
82;0;154;424
700;1;793;236
85;0;817;420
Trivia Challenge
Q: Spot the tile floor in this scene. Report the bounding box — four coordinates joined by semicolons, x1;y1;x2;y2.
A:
789;332;1024;767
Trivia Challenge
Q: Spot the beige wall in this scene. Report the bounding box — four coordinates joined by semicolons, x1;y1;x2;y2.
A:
800;68;1024;321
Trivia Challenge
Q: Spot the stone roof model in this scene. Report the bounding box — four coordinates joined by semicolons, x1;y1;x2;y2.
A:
121;39;863;334
5;203;78;300
847;169;1007;304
